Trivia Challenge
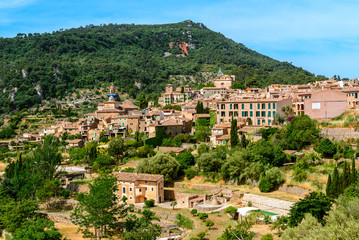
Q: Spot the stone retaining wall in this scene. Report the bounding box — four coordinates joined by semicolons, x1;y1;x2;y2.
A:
321;128;359;141
173;182;221;192
242;193;294;211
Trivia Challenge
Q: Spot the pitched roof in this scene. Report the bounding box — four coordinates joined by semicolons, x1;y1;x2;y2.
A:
114;172;163;182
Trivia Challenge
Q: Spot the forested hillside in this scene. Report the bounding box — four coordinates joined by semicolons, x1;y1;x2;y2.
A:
0;20;324;112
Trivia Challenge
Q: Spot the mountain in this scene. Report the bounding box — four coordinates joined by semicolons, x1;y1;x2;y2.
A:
0;20;325;112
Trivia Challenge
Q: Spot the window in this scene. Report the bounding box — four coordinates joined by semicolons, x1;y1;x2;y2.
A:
256;111;260;117
268;119;272;125
151;187;154;191
221;111;226;117
230;104;233;110
122;187;126;194
272;103;276;109
129;187;132;192
139;189;142;192
268;111;271;117
261;111;266;117
242;104;244;109
257;103;260;109
257;119;261;125
229;118;231;122
262;103;265;109
234;112;238;117
250;111;253;117
250;103;253;109
234;104;238;109
221;104;225;109
229;111;233;117
268;103;271;109
273;111;276;117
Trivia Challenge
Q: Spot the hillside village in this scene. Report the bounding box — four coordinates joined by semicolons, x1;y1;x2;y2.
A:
2;70;359;239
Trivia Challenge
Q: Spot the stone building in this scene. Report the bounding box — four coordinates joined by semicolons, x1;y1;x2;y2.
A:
114;172;164;204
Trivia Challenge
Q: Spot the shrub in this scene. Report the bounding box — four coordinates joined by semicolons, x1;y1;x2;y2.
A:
198;213;208;220
225;206;238;219
259;176;273;192
259;167;285;192
205;220;214;228
185;167;199;180
197;232;206;240
144;199;155;208
293;168;308;182
61;189;70;199
176;214;193;229
261;234;274;240
190;209;198;216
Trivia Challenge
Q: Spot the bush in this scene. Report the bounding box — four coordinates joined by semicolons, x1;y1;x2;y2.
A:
198;213;208;220
197;232;206;240
190;209;198;216
259;176;273;192
205;220;214;228
144;199;155;208
185;167;199;180
225;206;238;219
175;214;193;229
293;168;308;182
316;138;337;158
261;234;274;240
61;189;70;199
259;167;285;192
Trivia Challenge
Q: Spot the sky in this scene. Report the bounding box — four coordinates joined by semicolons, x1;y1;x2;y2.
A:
1;0;359;78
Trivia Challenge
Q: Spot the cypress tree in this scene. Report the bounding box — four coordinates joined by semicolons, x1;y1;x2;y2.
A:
196;101;204;114
341;161;350;191
326;174;332;198
351;158;357;184
230;117;239;147
240;133;248;148
332;167;340;198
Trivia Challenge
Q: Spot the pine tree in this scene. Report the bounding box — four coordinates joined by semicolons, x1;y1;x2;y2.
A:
351;158;357;184
230;117;239;147
326;174;332;198
332;167;340;198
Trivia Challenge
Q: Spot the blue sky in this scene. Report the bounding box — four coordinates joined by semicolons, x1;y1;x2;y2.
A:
1;0;359;78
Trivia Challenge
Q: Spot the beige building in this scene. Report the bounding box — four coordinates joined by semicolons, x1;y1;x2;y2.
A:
114;172;164;204
212;70;235;88
216;98;292;126
304;89;347;119
343;88;359;109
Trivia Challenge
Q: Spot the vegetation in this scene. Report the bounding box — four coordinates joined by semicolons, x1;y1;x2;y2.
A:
0;20;325;113
71;174;129;239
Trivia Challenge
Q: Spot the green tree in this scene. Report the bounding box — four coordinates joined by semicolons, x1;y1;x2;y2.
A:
32;135;62;180
71;174;129;240
12;219;62;240
85;141;98;165
288;192;333;227
196;101;204;114
108;137;125;163
326;174;332;198
316;138;337;158
280;115;321;150
197;152;222;173
35;179;60;207
137;152;180;182
175;152;195;172
124;209;161;240
331;167;340;198
230;118;239;147
205;220;214;229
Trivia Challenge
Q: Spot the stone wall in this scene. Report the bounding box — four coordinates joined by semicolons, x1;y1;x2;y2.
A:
321;128;359;141
38;211;73;225
173;182;221;192
278;185;310;197
242;193;294;211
